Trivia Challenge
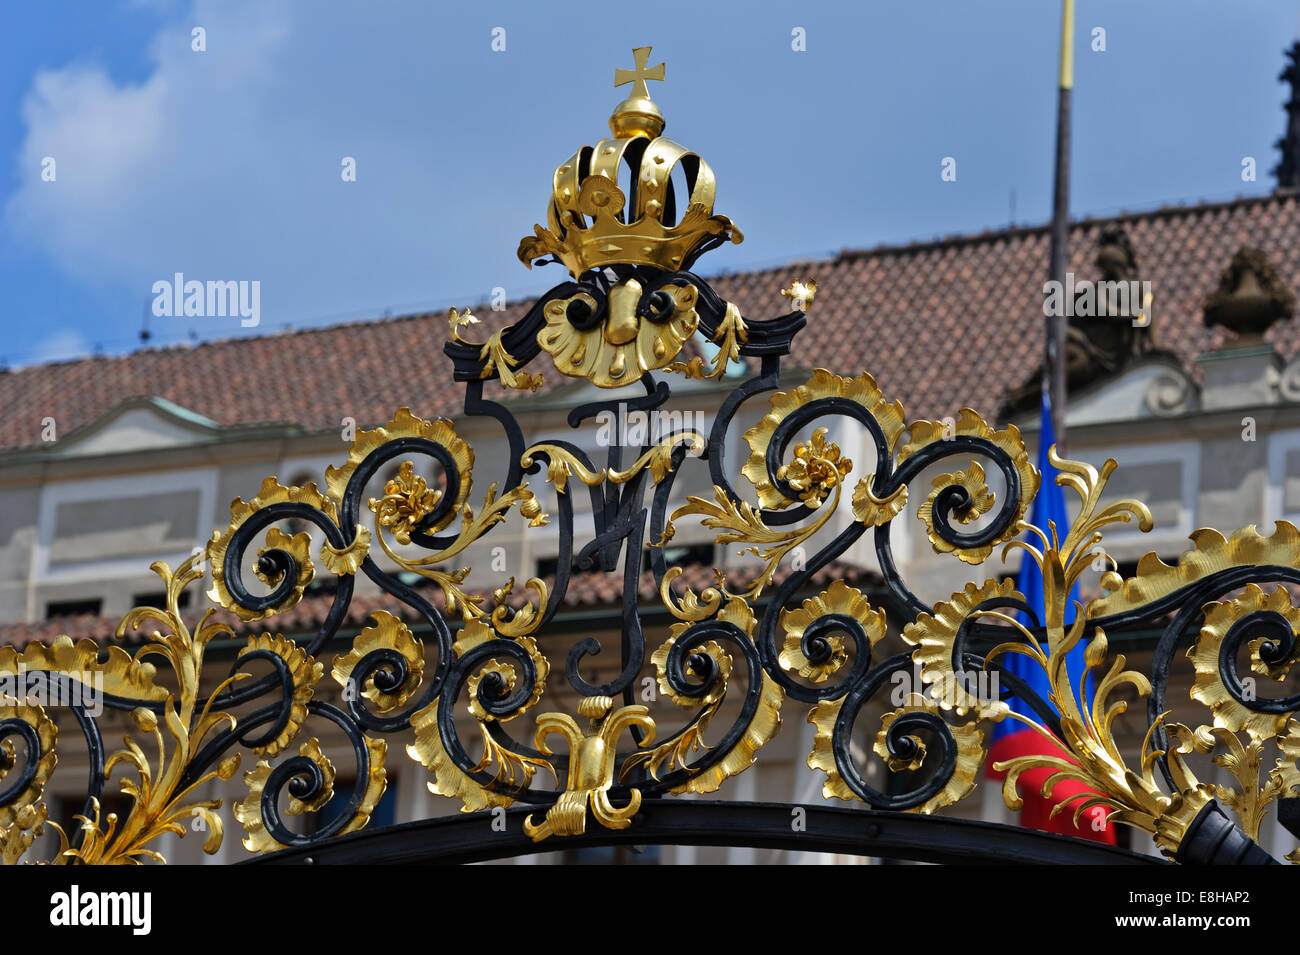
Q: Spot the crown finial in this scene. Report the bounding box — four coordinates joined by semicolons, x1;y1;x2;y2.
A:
517;47;741;279
610;46;666;138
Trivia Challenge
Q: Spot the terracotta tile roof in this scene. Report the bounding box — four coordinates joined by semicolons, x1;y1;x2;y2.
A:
6;193;1300;454
0;560;881;649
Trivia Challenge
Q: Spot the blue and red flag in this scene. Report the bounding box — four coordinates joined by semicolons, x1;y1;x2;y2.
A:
984;393;1114;843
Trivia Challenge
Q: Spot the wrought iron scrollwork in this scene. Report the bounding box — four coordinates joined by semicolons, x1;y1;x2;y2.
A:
4;46;1300;865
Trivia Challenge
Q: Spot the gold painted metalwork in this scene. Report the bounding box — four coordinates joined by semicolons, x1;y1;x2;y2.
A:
662;484;835;603
331;611;424;713
405;615;554;814
325;408;549;629
208;478;336;621
12;46;1300;867
901;409;1038;564
810;691;989;814
522;430;704;493
538;279;700;387
668;301;748;380
780;580;884;684
320;525;370;575
2;558;249;862
238;633;323;756
479;329;543;392
326;408;473;532
657;370;904;605
517;47;740;278
781;279;818;312
628;597;784;794
524;697;656;841
903;577;1020;716
447;306;480;344
1091;521;1300;617
778;427;853;507
979;453;1296;857
918;462;995;540
0;702;55;830
235;736;386;854
612;46;666;137
743;370;905;510
1190;585;1299;740
370;460;444;546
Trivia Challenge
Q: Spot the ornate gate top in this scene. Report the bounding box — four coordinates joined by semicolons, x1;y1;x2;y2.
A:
3;48;1300;866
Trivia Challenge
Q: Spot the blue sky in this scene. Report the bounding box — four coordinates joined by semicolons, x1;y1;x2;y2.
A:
0;0;1296;367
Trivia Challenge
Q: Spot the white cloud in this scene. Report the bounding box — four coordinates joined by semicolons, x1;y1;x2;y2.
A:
3;0;534;337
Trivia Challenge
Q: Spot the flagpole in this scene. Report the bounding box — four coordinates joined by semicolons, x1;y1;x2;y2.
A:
1045;0;1073;454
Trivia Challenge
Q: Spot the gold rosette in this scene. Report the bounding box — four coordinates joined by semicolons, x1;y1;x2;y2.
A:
776;427;853;507
325;407;474;536
743;369;905;510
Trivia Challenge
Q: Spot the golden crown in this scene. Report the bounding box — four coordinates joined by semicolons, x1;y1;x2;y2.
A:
517;47;743;277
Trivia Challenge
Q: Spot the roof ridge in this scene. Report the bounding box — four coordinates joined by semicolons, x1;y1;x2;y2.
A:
10;192;1294;376
833;191;1295;263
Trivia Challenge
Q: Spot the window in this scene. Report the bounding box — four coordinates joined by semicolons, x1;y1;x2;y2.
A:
45;598;103;620
131;590;191;611
36;467;217;582
642;543;713;574
536;555;584;579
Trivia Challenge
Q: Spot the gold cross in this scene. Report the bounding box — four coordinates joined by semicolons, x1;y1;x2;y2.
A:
615;46;665;100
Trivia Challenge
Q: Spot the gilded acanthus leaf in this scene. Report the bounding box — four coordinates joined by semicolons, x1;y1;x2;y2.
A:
1189;584;1299;743
207;477;333;622
903;578;1020;717
627;598;784;795
238;633;323;756
874;694;990;813
320;524;371;575
900;410;1038;565
779;580;885;684
407;698;548;813
0;702;57;830
667;300;747;380
235;737;385;854
331;610;425;713
664;485;836;602
1091;522;1300;619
